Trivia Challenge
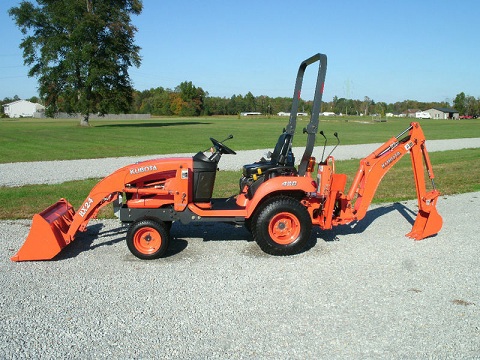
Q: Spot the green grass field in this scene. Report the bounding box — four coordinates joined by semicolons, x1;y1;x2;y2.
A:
0;116;479;219
1;116;479;163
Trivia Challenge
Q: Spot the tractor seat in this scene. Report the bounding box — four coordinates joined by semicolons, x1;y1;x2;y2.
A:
243;133;295;177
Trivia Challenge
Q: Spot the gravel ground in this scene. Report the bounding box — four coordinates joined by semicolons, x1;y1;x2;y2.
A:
0;138;479;358
0;192;479;359
1;137;479;187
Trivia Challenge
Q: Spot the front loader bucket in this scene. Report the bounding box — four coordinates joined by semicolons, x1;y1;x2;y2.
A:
406;191;443;240
11;199;75;262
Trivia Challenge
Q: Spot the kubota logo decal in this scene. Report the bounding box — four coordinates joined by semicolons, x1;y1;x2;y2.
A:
381;151;401;169
130;165;158;175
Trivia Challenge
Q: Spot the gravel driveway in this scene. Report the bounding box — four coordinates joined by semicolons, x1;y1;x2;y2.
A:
0;192;479;358
1;137;479;187
0;138;479;358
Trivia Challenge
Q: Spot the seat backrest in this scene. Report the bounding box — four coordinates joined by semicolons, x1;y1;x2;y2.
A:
270;133;292;165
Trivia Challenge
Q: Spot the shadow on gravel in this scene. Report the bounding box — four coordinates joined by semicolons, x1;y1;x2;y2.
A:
53;223;127;261
50;202;417;260
164;239;189;258
312;202;416;241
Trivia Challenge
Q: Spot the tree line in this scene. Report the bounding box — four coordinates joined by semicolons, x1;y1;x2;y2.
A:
129;83;478;117
3;85;479;118
131;83;302;116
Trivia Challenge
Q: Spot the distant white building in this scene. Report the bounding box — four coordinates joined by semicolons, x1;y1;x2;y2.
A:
386;112;404;118
277;112;308;116
424;107;460;120
2;100;45;118
415;111;431;119
240;112;262;116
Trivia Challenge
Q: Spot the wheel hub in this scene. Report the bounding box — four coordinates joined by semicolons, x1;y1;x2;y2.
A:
133;227;161;254
269;212;301;245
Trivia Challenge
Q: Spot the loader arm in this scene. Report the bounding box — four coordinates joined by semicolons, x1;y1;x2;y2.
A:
64;171;127;239
11;155;194;261
335;122;442;239
11;166;134;261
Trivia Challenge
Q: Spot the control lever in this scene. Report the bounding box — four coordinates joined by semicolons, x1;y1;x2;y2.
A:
326;132;340;159
319;130;327;163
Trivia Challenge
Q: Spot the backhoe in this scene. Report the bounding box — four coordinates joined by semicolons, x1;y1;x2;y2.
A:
11;53;442;261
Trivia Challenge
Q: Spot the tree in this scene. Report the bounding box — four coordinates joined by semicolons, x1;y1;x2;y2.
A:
465;95;477;117
174;81;206;116
332;97;356;115
244;92;256;111
453;92;466;115
28;96;41;104
9;0;142;126
375;101;387;117
362;96;372;116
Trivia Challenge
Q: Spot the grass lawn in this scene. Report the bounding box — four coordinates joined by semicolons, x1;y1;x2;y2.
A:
1;148;479;220
1;116;479;163
0;116;478;219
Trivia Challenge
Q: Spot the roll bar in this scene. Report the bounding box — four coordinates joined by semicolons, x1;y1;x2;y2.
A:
286;53;327;175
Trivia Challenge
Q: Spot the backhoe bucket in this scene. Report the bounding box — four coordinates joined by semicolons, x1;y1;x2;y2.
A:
11;199;75;261
406;191;443;240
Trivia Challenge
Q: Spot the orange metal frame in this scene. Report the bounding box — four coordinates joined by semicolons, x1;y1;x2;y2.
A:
310;122;442;238
11;122;442;262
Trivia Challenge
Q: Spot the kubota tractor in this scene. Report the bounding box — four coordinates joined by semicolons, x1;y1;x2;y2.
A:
11;53;443;261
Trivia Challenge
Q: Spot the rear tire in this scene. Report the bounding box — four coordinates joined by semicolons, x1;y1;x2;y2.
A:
126;219;170;260
244;218;252;233
252;196;312;255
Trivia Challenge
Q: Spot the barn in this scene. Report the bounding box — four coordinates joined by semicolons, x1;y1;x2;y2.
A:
424;107;459;120
2;100;45;118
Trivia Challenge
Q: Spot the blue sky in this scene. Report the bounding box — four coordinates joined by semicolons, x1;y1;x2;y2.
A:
1;0;479;104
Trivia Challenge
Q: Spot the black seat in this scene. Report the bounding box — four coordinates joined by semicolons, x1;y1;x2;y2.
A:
243;133;294;177
192;151;218;202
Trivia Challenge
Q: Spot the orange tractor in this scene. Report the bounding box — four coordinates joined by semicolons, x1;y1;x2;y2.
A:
11;53;443;261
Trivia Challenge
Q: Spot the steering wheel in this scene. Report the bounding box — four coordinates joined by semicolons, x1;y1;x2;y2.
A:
210;137;236;155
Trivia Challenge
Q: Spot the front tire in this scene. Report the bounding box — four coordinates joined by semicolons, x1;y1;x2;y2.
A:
252;196;312;255
126;219;170;260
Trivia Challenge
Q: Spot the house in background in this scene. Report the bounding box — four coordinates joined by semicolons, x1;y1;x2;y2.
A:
415;111;431;119
240;112;262;116
404;109;421;118
386;112;404;117
424;107;459;120
2;100;45;118
278;112;308;116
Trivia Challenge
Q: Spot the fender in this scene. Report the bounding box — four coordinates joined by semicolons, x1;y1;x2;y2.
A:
244;176;316;218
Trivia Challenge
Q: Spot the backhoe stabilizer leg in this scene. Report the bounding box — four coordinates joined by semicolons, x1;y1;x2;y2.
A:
406;190;443;240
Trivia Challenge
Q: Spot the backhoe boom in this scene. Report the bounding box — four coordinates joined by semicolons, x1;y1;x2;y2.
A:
317;122;442;240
